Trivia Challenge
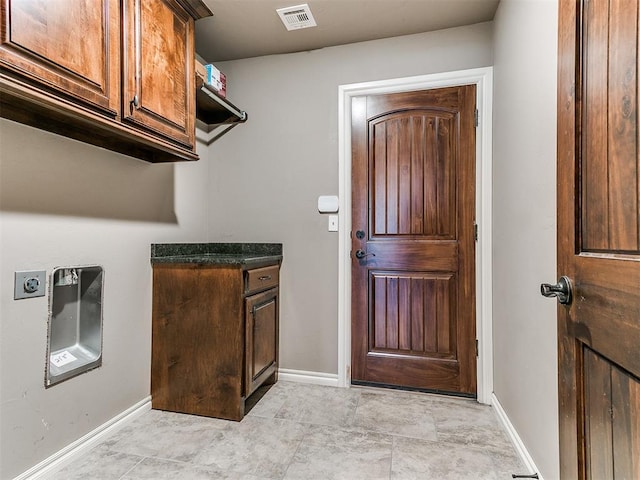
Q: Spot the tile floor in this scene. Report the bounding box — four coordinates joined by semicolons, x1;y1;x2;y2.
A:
45;382;530;479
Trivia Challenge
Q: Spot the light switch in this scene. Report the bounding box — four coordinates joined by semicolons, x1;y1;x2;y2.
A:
328;215;338;232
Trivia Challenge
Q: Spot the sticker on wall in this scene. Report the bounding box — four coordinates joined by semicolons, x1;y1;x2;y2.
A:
50;350;78;368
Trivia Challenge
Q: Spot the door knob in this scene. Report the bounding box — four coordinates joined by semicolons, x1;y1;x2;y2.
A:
540;276;572;305
354;249;375;259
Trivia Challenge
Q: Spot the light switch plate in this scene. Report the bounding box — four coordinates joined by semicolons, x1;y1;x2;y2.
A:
328;215;339;232
14;270;46;299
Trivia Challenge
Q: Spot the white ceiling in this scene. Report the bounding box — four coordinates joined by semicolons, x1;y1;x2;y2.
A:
195;0;500;62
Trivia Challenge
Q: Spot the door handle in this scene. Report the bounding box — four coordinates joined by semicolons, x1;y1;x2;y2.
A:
540;276;573;305
354;249;375;259
130;95;139;114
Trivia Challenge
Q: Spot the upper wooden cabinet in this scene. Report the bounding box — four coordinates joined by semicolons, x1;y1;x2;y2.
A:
0;0;120;116
123;0;195;148
0;0;211;163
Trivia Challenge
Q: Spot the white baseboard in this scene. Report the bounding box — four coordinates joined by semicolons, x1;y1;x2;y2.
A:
491;393;543;480
278;368;339;387
15;396;151;480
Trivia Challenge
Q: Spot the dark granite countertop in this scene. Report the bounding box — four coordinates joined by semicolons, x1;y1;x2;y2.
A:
151;243;282;267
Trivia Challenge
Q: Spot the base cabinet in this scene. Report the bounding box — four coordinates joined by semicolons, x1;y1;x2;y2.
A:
151;262;280;421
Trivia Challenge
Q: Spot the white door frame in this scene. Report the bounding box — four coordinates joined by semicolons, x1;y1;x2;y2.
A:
337;67;494;405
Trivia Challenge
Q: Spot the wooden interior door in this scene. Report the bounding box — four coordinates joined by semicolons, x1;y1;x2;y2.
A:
556;0;640;478
351;85;477;395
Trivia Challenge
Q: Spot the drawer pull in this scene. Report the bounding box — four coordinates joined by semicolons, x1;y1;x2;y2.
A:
258;275;272;281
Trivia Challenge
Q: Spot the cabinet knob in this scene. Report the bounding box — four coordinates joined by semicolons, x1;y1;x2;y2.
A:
130;95;139;112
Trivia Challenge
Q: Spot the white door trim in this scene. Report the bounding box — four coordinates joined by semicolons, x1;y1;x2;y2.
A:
337;67;494;404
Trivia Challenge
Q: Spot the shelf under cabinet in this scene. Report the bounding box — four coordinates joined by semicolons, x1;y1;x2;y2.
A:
195;81;247;144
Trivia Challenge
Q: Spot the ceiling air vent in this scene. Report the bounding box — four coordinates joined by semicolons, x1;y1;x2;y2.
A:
276;4;317;31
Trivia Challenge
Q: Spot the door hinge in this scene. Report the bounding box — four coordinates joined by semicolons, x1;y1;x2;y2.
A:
474;223;478;241
476;339;479;357
474;108;479;127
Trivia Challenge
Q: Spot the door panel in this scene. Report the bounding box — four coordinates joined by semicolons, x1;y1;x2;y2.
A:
0;0;119;115
245;288;278;397
610;366;640;478
123;0;195;148
557;0;640;478
251;298;277;377
371;113;456;238
581;0;640;252
351;85;476;395
584;348;640;479
369;272;456;357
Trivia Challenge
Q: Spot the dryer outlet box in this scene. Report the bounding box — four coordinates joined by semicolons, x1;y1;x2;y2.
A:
14;270;46;299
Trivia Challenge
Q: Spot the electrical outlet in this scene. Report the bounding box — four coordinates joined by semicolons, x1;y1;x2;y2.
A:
14;270;46;299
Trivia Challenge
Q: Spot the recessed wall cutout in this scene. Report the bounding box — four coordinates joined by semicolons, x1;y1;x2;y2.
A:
46;266;104;387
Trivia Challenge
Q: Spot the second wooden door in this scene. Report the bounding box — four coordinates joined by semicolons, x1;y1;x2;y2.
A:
557;0;640;477
351;85;477;395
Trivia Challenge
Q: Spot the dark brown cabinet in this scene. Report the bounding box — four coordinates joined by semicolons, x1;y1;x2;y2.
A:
0;0;210;162
151;260;280;421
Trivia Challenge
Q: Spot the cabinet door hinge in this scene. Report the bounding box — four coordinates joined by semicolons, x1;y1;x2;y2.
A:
474;108;479;127
474;223;478;242
475;339;479;357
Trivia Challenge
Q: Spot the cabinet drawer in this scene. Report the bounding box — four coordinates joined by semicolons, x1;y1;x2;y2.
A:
245;265;279;294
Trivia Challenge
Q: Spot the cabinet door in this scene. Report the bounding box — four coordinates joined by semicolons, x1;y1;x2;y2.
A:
0;0;119;116
245;288;279;397
122;0;195;149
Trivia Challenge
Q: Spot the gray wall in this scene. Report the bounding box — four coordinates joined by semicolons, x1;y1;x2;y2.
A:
0;120;212;479
492;1;559;478
210;22;494;374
